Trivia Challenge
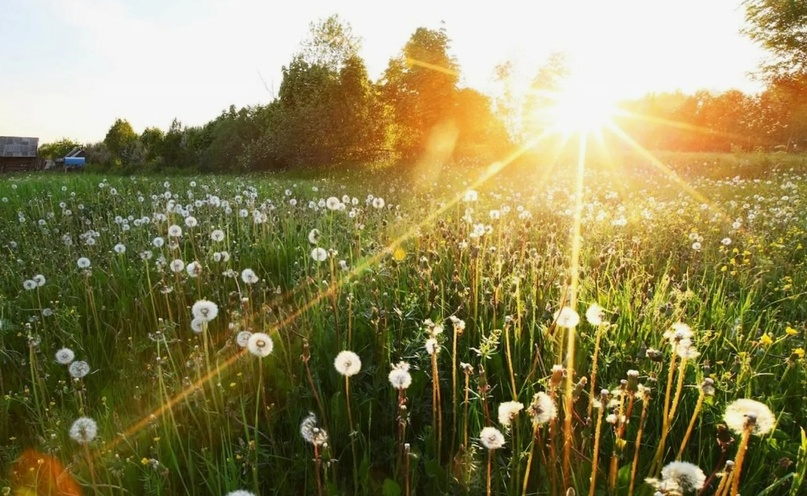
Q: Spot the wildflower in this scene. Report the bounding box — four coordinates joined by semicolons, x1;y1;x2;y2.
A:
190;317;205;334
338;259;349;271
33;274;46;287
497;401;524;428
152;237;165;248
55;348;75;365
372;197;385;209
191;300;219;322
326;197;341;210
425;337;439;355
759;333;773;346
247;332;273;357
334;350;361;377
69;417;98;444
23;280;37;290
236;331;252;347
300;412;328;446
113;243;126;254
723;399;775;435
479;426;505;449
186;261;202;277
554;307;580;328
585;304;605;326
658;461;706;493
68;360;90;379
311;247;328;262
308;228;321;245
184;216;198;228
700;378;716;396
388;361;412;390
240;268;259;284
528;392;557;425
225;491;256;496
169;259;185;273
77;257;91;269
210;229;225;242
167;225;183;237
463;190;478;202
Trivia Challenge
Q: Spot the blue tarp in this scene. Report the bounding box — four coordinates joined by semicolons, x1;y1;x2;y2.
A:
64;157;85;166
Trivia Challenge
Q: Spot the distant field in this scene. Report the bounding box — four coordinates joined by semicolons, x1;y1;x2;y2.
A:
0;157;805;495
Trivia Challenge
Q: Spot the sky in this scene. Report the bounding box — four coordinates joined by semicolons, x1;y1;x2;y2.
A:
0;0;769;144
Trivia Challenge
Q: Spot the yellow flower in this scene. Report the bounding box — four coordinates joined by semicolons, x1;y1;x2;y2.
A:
393;247;406;261
786;326;798;336
141;457;149;465
794;348;805;359
759;333;773;346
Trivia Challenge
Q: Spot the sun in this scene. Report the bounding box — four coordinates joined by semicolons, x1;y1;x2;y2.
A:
548;77;619;135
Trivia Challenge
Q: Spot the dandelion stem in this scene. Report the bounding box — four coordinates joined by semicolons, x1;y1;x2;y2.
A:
589;405;605;496
522;423;539;496
346;376;359;495
587;322;605;421
677;390;705;460
730;425;752;496
628;390;650;496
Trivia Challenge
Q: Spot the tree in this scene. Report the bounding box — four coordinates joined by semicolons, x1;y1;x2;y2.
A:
140;127;164;163
104;118;138;162
743;0;807;80
38;138;81;159
300;14;361;72
380;26;460;161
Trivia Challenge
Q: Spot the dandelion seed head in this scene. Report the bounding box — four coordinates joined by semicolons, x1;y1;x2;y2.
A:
311;247;328;262
388;361;412;390
23;279;37;290
55;348;75;364
247;332;273;357
191;300;218;322
300;412;329;446
497;401;524;428
308;228;321;245
69;417;98;444
554;307;580;328
240;268;259;284
659;461;706;493
334;350;361;377
529;392;557;425
236;331;252;347
77;257;91;269
479;426;505;450
585;304;605;326
211;229;225;242
723;398;775;435
33;274;46;287
425;337;439;355
68;360;90;378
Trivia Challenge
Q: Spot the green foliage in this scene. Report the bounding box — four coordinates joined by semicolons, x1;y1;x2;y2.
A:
743;0;807;80
37;138;81;160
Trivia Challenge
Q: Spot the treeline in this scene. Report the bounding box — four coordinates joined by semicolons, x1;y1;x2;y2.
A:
49;16;807;172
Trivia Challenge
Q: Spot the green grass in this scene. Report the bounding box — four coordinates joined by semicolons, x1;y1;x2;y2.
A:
0;154;806;495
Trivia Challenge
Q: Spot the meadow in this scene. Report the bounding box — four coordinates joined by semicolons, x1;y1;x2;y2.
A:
0;155;805;495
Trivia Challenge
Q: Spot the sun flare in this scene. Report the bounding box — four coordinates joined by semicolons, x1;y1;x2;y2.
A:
548;79;618;135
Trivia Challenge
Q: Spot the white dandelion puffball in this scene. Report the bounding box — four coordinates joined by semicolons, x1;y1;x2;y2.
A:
167;224;183;237
308;228;321;245
152;236;165;248
241;268;259;284
300;412;328;446
479;426;505;450
388;362;412;390
311;247;328;262
190;317;205;334
660;461;706;493
186;261;202;277
211;229;225;242
497;401;524;428
184;216;198;228
23;279;37;290
77;257;91;269
585;303;606;326
326;196;341;210
247;332;273;357
723;398;775;435
334;350;362;377
372;197;385;209
55;348;75;365
170;259;185;273
529;392;558;425
236;331;252;347
113;243;126;254
69;417;98;444
191;300;219;322
425;337;439;355
33;274;46;287
225;491;256;496
69;360;90;378
554;307;580;328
